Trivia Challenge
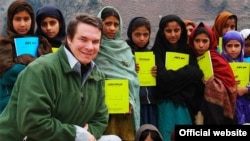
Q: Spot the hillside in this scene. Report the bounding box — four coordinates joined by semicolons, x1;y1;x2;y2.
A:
0;0;249;43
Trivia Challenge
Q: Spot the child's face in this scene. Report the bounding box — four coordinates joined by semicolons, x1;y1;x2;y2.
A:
186;24;194;37
102;15;119;39
193;33;210;55
225;40;241;59
163;21;181;46
41;17;60;38
12;10;32;35
131;26;150;48
244;39;250;57
222;18;236;36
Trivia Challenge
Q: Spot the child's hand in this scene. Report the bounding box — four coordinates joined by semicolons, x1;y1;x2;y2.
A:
14;54;36;65
126;103;133;114
237;87;248;96
135;63;139;73
202;79;207;84
235;75;240;85
151;66;157;77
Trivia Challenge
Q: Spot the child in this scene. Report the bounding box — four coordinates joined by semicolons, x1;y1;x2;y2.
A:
222;30;250;124
212;11;237;43
183;19;196;44
151;14;204;141
0;0;51;114
135;124;163;141
240;29;250;62
212;11;237;53
95;6;140;141
35;5;66;48
189;22;237;124
126;16;158;127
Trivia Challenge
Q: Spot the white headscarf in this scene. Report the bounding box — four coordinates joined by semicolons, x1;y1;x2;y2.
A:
240;29;250;39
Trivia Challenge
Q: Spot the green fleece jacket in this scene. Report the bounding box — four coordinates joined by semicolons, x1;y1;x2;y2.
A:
0;46;108;141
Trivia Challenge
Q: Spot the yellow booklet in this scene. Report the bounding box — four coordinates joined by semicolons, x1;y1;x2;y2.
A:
165;52;189;70
229;62;250;87
218;37;223;54
135;52;156;86
52;47;59;52
105;79;129;114
197;51;214;80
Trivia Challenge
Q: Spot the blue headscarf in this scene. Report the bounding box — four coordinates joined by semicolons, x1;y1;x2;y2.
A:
222;30;244;62
35;5;66;47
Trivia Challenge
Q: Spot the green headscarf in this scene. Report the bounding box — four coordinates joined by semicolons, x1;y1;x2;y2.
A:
95;6;140;131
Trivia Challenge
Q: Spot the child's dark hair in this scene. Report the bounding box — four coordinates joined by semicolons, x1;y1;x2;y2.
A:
100;7;119;21
139;129;163;141
228;15;237;30
127;17;151;39
246;34;250;40
193;26;210;39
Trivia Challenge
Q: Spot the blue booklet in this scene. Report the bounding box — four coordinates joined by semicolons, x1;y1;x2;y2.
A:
14;36;39;57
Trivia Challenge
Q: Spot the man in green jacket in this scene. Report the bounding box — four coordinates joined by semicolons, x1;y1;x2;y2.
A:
0;13;121;141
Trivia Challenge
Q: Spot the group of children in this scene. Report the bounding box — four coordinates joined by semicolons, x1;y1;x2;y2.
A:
0;1;60;114
127;8;250;141
0;1;67;114
0;0;250;141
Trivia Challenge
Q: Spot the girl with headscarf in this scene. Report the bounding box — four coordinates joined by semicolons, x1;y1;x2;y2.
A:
189;22;237;124
240;29;250;62
183;19;196;44
151;14;204;141
126;17;152;52
126;16;158;127
35;5;66;48
222;30;244;62
0;0;52;114
212;11;237;53
222;30;250;124
95;6;140;141
135;124;163;141
212;11;237;44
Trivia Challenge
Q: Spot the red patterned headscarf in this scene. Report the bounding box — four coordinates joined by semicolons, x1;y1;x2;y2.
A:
189;22;236;89
189;22;237;119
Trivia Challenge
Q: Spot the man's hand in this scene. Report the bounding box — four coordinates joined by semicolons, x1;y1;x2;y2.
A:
83;124;96;141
